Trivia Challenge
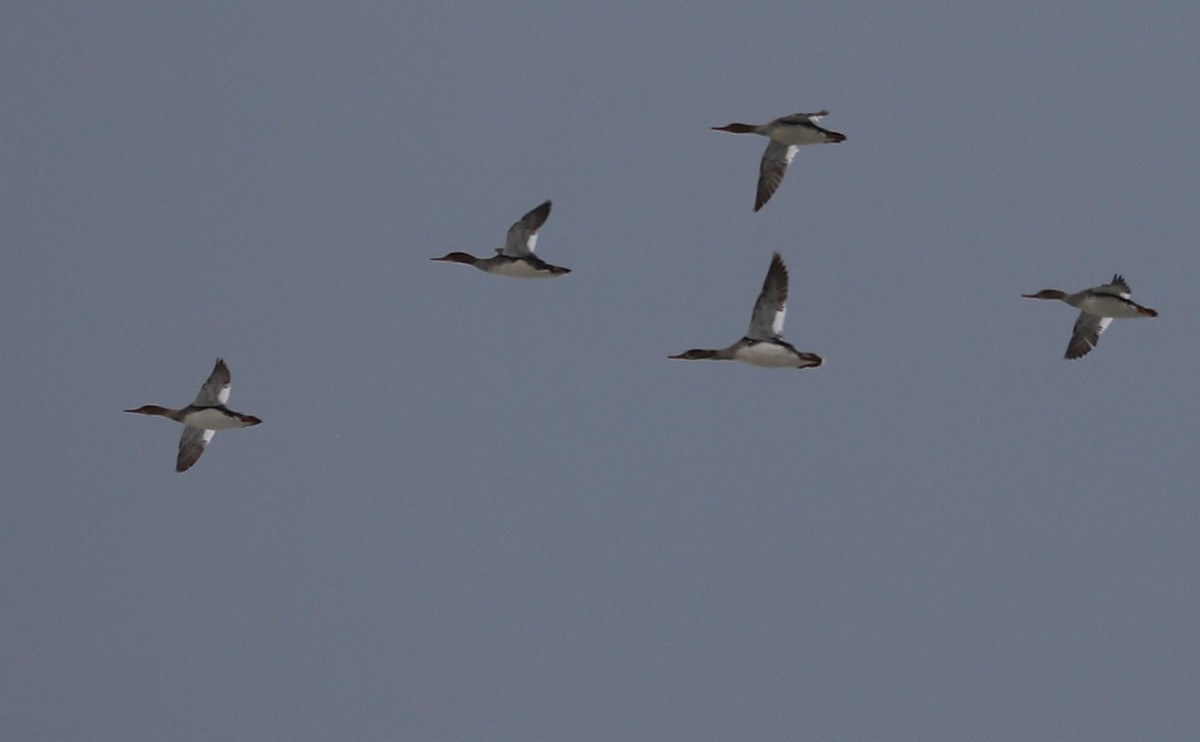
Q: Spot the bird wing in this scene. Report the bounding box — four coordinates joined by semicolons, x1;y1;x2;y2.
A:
779;111;829;123
747;252;789;340
193;358;231;406
176;426;215;472
1066;312;1113;360
501;200;552;257
755;141;797;212
1093;274;1132;298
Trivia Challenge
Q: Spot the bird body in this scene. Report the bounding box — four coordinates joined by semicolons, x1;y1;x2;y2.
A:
712;111;846;211
125;358;261;472
669;252;823;369
1022;274;1158;359
431;200;569;277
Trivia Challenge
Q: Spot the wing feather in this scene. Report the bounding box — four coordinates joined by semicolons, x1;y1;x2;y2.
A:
193;358;231;406
501;200;552;257
1066;312;1112;359
176;426;215;472
1093;274;1132;298
747;252;789;340
755;141;797;212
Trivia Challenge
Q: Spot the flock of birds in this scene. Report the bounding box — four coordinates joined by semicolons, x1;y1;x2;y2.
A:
125;111;1160;472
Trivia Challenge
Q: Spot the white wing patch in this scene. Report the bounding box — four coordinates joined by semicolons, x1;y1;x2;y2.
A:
193;358;232;406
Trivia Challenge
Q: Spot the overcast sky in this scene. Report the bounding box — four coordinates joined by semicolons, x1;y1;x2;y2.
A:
5;2;1200;740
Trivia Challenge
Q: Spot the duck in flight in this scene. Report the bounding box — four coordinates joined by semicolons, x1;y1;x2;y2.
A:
430;200;569;278
712;111;846;212
1022;274;1158;359
125;358;262;472
669;252;823;369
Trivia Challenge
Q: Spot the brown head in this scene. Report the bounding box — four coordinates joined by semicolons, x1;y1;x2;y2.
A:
124;404;173;417
430;252;479;265
1021;289;1067;300
711;123;757;134
668;348;721;360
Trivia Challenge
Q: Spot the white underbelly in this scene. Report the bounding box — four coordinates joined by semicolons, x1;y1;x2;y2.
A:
1078;296;1144;318
489;261;556;279
774;128;830;146
735;343;802;368
182;407;245;429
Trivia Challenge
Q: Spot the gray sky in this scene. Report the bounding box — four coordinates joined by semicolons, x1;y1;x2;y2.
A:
5;2;1200;739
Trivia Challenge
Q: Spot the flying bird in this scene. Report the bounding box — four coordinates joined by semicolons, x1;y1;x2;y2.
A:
669;252;823;369
712;111;846;212
430;200;569;277
125;358;262;472
1022;274;1158;359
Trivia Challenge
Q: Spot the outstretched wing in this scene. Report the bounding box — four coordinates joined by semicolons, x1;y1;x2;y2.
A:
747;252;789;340
1093;274;1132;298
779;110;830;123
501;200;552;257
176;426;215;472
192;358;231;406
1066;312;1112;360
755;141;797;212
